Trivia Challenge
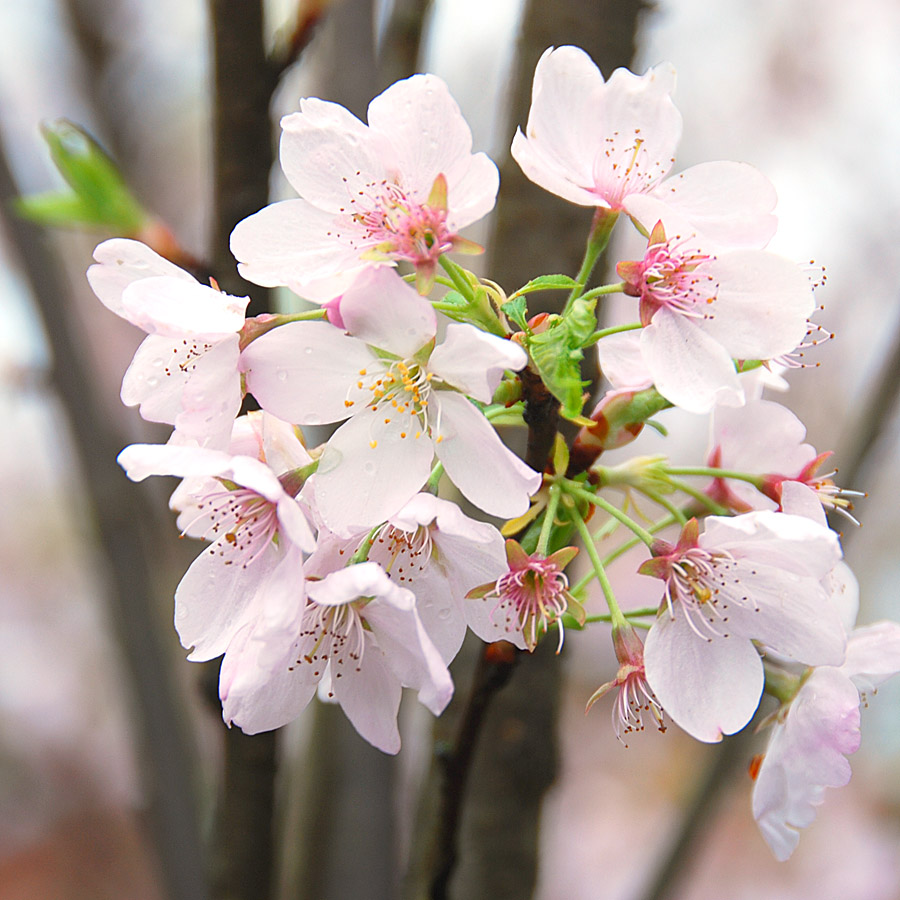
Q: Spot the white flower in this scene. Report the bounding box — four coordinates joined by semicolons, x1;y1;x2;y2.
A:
240;268;541;533
511;46;776;248
87;239;247;447
641;512;846;742
220;562;453;753
231;74;498;299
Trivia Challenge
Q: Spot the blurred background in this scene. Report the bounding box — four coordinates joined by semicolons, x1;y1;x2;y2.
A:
1;1;899;898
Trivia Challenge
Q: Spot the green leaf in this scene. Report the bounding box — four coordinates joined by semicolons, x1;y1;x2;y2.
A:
16;120;148;233
509;274;580;299
500;295;528;331
526;298;598;420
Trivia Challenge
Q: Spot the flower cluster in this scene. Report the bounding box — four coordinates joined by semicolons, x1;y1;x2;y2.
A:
87;44;899;858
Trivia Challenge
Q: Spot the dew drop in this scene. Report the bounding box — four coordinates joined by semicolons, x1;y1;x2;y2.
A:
151;357;165;368
304;346;313;355
277;369;289;382
363;461;376;475
437;608;452;621
146;376;159;387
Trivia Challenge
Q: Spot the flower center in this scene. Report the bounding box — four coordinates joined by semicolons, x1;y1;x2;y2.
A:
592;132;667;208
333;178;455;268
372;523;433;586
665;548;738;640
290;601;367;681
189;485;280;568
490;559;571;651
348;358;441;442
637;237;716;325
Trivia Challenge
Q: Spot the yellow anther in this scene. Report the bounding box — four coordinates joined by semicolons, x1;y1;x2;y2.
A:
370;440;378;449
344;400;355;407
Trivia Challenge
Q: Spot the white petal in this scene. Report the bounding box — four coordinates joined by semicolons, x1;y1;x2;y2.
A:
331;648;402;754
230;199;364;295
641;309;744;413
362;590;454;715
175;539;280;661
88;238;196;319
752;667;860;860
698;252;814;360
339;268;436;358
429;324;527;402
841;622;900;692
644;609;764;742
634;161;778;249
279;99;387;211
313;411;434;534
241;320;376;424
307;561;397;607
121;276;248;337
432;392;541;518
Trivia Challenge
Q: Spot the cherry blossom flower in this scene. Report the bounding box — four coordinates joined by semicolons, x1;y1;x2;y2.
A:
230;74;498;299
467;541;583;652
306;492;508;662
752;619;900;860
596;221;814;414
586;620;665;745
240;267;541;533
117;442;316;662
87;239;248;448
709;399;857;517
511;46;776;248
219;561;453;753
640;513;846;742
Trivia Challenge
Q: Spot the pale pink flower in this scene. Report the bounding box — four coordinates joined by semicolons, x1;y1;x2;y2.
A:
219;561;453;753
117;442;316;662
641;513;846;742
511;46;776;248
597;221;814;414
230;74;498;299
709;399;857;517
752;620;900;860
467;541;583;652
586;621;665;745
241;268;541;533
87;239;248;448
306;493;508;662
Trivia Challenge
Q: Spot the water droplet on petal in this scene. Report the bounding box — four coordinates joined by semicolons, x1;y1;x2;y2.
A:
146;376;159;387
151;357;164;367
437;608;452;621
363;461;376;475
277;369;288;382
304;346;313;355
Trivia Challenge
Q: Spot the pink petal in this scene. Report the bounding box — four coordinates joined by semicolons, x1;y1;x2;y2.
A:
644;609;764;742
698;252;814;360
432;391;541;518
88;238;196;319
230;199;365;296
241;320;376;424
595;331;653;391
841;622;900;692
752;667;860;860
630;161;778;249
429;324;527;402
313;410;434;534
339;268;436;358
279;99;386;211
641;309;744;413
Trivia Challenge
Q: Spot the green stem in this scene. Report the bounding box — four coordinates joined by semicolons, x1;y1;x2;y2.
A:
583;321;642;347
426;461;444;494
536;483;562;556
349;524;382;565
579;281;627;302
564;209;619;313
666;466;765;488
571;506;625;627
666;477;731;515
601;514;678;568
638;488;687;526
564;484;656;547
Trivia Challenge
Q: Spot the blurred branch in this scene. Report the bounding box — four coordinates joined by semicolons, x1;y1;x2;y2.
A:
376;0;432;89
206;4;280;899
208;0;275;315
0;134;208;900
